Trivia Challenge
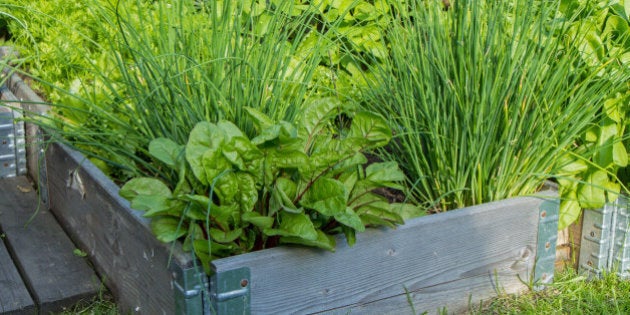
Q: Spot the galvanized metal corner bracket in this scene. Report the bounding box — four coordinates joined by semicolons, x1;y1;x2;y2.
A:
172;263;210;315
210;267;251;315
533;198;559;290
0;103;26;179
580;196;630;279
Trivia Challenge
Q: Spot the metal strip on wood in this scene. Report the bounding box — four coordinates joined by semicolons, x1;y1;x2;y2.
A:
210;267;250;315
533;199;560;290
611;196;630;277
0;85;27;179
172;263;209;315
0;111;16;178
579;196;630;279
580;204;617;278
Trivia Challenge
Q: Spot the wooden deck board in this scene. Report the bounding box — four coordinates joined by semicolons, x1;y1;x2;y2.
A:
0;176;99;313
0;237;35;314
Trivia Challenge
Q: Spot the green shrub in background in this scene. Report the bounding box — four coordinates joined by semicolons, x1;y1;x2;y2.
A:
364;0;628;212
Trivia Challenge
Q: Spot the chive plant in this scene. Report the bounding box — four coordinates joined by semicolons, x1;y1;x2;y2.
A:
34;0;330;182
365;0;626;211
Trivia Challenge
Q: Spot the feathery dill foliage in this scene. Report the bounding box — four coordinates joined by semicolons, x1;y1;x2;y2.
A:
37;0;328;182
364;0;625;211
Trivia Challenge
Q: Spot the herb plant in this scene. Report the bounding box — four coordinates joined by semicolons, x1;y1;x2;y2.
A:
120;100;422;272
364;0;627;212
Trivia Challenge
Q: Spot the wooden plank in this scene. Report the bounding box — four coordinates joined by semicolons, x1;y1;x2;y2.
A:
0;176;99;313
211;196;548;314
45;142;194;315
0;236;35;314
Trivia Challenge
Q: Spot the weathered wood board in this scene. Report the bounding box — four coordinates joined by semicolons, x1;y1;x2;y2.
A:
0;176;99;313
0;237;35;314
45;142;195;314
211;196;551;314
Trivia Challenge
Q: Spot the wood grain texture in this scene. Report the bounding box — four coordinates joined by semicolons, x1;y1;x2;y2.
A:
212;196;548;314
45;143;194;315
0;236;35;315
0;176;99;313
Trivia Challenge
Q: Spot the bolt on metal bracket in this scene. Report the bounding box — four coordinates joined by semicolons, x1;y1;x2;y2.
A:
210;267;251;315
171;262;210;315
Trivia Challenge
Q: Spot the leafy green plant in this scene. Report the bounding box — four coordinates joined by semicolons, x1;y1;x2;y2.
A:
363;0;627;212
120;99;422;272
554;0;630;229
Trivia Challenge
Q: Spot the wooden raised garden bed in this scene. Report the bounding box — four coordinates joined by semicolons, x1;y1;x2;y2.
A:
2;48;562;314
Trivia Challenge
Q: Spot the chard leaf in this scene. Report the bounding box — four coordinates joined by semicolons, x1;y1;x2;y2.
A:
271;177;299;214
339;171;359;200
120;178;172;200
348;111;391;149
149;137;183;168
263;212;318;241
133;196;178;217
280;229;336;251
186;122;225;184
299;97;341;138
209;228;243;243
217;120;245;141
359;213;397;229
577;169;608;209
356;200;404;226
300;178;347;216
334;207;365;232
235;173;258;212
201;147;232;184
215;173;239;203
558;187;581;230
242;212;274;229
151;217;187;243
557;154;588;175
391;203;426;221
267;149;309;170
182;195;238;227
251;121;298;146
342;225;356;247
365;161;405;190
222;137;262;171
244;106;274;131
182;224;204;252
613;141;628;167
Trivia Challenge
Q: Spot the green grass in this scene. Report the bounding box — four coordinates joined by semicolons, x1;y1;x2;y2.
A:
53;292;118;315
471;269;630;314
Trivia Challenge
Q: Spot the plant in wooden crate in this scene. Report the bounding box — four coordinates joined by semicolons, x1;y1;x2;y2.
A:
119;99;422;273
2;0;400;184
363;0;626;214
